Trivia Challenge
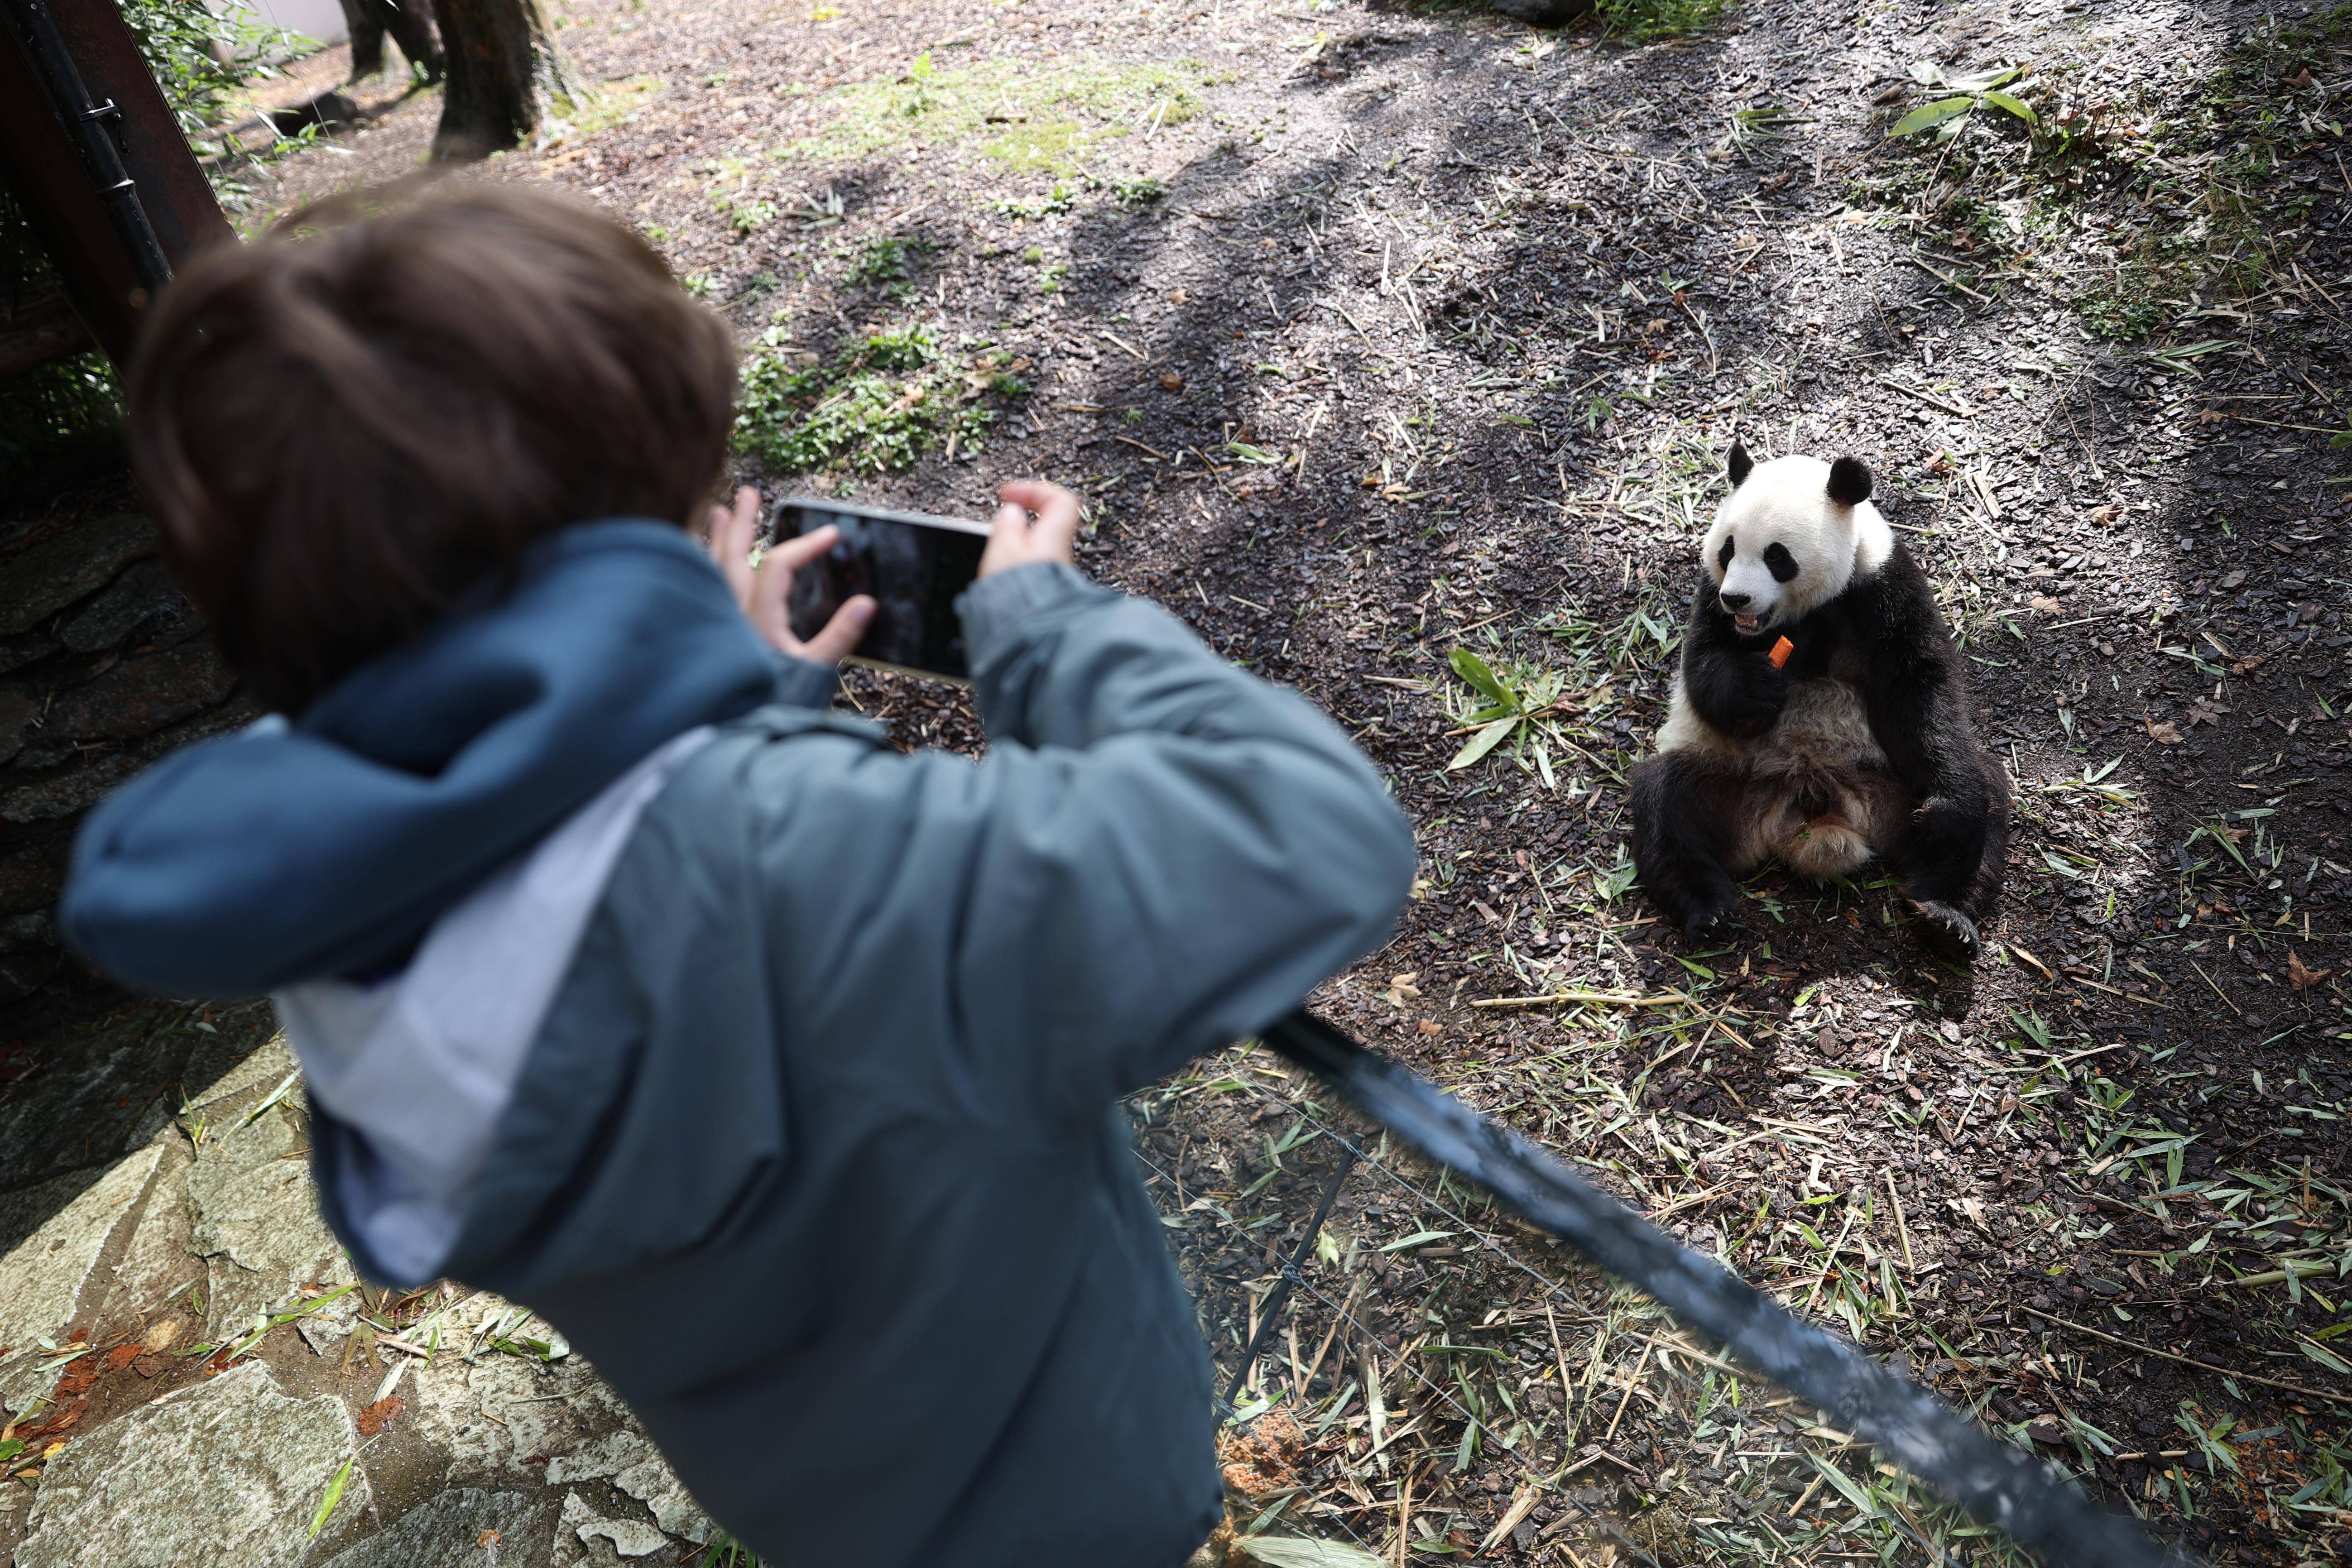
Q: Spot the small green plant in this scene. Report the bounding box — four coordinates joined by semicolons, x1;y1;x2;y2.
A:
1890;62;2036;139
846;236;929;298
1443;647;1569;782
716;193;778;236
996;183;1081;221
734;326;1027;474
1593;0;1731;43
1113;176;1165;206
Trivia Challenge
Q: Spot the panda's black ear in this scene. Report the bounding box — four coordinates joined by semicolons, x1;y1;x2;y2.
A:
1727;440;1753;489
1827;456;1873;507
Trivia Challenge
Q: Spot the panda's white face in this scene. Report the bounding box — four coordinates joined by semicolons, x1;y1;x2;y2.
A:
1700;449;1892;638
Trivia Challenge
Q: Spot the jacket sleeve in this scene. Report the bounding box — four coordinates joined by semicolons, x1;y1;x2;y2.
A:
729;563;1416;1130
956;564;1416;1119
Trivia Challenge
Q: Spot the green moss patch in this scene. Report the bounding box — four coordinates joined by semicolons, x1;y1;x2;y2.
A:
782;54;1213;177
734;325;1029;474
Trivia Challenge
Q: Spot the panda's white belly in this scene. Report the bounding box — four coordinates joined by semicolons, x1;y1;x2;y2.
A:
1654;677;1886;772
1653;678;1892;878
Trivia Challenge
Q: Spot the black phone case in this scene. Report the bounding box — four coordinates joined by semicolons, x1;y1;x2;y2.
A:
771;499;992;683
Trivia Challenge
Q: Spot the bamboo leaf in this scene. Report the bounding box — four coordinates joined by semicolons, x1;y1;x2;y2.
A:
310;1456;355;1539
1980;89;2038;123
1448;719;1518;771
1448;647;1514;706
1892;97;1975;136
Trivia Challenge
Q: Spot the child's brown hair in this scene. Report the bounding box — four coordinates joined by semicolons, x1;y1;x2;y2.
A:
127;178;737;714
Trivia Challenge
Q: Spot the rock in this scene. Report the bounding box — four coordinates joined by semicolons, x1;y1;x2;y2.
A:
545;1428;714;1544
185;1034;298;1112
408;1327;630;1479
0;838;67;916
0;514;157;637
0;752;139;823
42;639;238;742
557;1490;674;1563
58;558;201;655
95;1136;199;1335
15;1360;366;1568
0;1143;163;1418
0;1007;203;1193
186;1074;353;1338
0;685;35;766
318;1487;559;1568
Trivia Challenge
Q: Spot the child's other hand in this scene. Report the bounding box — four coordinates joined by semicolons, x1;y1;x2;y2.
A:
978;479;1082;579
707;487;874;667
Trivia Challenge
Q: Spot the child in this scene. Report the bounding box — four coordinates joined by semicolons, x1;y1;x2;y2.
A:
61;179;1415;1567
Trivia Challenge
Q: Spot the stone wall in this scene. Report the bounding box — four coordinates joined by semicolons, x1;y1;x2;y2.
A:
0;482;257;998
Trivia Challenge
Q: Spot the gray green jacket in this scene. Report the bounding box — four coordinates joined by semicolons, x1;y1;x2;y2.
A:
63;525;1416;1568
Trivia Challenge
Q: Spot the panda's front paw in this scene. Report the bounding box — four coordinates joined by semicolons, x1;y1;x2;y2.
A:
1908;900;1980;963
1719;661;1789;736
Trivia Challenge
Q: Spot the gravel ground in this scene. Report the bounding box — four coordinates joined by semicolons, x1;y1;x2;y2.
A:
195;0;2352;1561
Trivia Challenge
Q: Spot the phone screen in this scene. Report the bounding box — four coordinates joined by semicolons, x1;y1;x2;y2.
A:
773;499;992;682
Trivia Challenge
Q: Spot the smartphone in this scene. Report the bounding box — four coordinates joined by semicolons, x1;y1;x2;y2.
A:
772;498;992;682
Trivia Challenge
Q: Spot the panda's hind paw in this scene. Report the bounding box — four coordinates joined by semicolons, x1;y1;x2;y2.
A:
1684;905;1739;945
1908;901;1980;963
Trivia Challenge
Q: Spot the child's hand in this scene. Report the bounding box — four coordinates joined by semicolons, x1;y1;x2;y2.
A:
706;487;874;666
978;479;1082;579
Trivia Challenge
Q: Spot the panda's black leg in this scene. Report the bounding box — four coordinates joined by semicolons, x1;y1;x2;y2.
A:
1629;752;1749;943
1874;777;1998;963
1958;781;2010;928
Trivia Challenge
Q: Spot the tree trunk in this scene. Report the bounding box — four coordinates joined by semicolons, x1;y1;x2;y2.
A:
429;0;573;162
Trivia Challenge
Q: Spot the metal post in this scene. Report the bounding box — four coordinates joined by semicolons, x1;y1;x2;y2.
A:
3;0;172;298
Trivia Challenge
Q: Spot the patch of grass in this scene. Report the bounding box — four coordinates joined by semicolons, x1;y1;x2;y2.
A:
1595;0;1732;43
0;350;121;495
1853;9;2352;338
547;73;665;141
733;325;1028;474
783;54;1213;177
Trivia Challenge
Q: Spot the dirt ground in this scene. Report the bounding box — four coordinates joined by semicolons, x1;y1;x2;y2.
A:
182;0;2352;1561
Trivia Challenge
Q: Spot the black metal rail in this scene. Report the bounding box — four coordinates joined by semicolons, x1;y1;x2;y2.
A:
3;0;172;297
1261;1008;2193;1568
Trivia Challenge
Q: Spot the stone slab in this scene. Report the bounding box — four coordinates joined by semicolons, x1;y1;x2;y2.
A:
0;515;157;637
16;1360;367;1568
186;1080;352;1338
0;1143;163;1419
318;1486;559;1568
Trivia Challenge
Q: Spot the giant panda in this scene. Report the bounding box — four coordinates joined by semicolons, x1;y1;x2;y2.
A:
1627;443;2008;960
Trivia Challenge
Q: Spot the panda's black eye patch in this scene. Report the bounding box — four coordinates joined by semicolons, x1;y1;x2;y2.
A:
1764;543;1799;583
1717;538;1735;570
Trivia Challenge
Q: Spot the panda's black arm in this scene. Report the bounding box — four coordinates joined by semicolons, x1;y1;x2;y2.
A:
1678;576;1786;738
1853;555;1997;883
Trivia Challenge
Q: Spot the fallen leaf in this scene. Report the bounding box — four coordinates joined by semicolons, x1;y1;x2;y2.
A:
2289;951;2336;991
2026;1413;2067;1445
355;1395;405;1437
2084;504;2119;525
140;1320;180;1354
2030;594;2064;613
102;1344;138;1373
2143;716;2182;744
2286;67;2315;88
2194;407;2228;425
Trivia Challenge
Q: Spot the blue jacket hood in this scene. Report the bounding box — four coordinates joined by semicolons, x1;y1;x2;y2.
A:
61;520;783;997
